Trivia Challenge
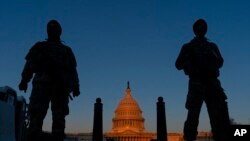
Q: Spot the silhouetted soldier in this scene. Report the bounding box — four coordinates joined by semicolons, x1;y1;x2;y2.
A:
175;19;230;141
18;20;80;141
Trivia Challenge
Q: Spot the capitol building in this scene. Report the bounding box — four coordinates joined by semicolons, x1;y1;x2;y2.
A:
65;82;211;141
104;82;155;141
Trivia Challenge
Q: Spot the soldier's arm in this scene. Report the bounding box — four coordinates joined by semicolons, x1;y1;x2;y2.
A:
21;60;34;83
68;48;80;94
212;43;224;68
175;44;188;70
20;43;41;83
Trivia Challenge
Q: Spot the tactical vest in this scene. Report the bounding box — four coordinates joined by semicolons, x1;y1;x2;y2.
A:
185;40;220;77
27;41;75;92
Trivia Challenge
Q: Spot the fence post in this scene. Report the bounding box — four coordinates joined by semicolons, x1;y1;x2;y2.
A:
157;97;168;141
92;98;103;141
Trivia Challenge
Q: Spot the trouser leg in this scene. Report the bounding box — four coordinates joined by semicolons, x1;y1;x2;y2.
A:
205;79;230;141
184;96;203;140
206;96;230;141
184;105;203;141
51;94;69;141
184;80;203;141
27;86;50;141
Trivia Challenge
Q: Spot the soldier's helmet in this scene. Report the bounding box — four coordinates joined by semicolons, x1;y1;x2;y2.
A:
193;19;207;37
47;20;62;38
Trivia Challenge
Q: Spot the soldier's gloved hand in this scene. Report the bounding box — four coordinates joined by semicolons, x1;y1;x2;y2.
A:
18;80;28;93
73;85;80;97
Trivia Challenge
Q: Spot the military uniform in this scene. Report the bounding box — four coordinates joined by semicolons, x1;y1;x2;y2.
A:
176;37;230;141
20;41;79;141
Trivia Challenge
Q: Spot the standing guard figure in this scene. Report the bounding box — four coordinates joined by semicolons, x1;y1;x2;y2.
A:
18;20;80;141
175;19;230;141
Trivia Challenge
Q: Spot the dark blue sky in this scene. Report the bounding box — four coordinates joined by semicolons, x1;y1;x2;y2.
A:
0;0;249;133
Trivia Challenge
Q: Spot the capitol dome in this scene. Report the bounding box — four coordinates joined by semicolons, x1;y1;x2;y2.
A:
105;82;155;141
111;81;146;133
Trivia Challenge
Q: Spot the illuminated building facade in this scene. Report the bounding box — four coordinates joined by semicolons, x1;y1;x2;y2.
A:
105;82;155;141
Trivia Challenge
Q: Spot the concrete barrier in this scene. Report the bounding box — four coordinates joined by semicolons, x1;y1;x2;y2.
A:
0;101;16;141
